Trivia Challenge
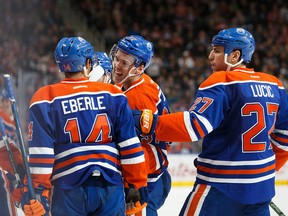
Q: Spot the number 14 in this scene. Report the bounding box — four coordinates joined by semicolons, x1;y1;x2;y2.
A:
64;114;112;143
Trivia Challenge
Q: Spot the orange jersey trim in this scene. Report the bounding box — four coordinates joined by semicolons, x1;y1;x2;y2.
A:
197;164;275;175
200;68;284;89
156;112;192;142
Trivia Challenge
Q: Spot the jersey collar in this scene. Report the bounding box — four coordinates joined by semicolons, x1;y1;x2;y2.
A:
231;67;255;74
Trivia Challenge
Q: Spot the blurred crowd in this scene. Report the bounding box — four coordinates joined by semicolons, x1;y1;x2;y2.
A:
1;0;287;154
69;0;288;153
0;0;73;88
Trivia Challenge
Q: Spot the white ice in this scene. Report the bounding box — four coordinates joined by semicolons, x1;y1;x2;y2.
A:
17;185;288;215
158;185;288;216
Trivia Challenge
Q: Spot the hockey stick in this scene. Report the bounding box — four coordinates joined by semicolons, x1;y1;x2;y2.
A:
3;74;35;199
0;117;23;187
270;201;286;216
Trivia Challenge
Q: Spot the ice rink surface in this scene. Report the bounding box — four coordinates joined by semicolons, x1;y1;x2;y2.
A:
158;185;288;216
17;185;288;215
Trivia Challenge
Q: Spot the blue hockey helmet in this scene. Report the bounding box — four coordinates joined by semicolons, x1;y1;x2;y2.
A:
94;52;112;75
117;35;154;69
54;37;95;72
211;28;255;63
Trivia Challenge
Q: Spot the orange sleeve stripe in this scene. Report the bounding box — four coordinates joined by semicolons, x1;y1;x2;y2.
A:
29;158;55;164
54;153;120;170
193;118;205;138
271;134;288;143
121;146;144;156
197;164;275;175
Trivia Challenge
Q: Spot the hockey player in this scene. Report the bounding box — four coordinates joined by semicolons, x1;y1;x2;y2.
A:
89;52;113;83
134;28;288;215
21;36;148;216
0;89;25;216
0;138;24;216
0;167;17;216
111;35;171;216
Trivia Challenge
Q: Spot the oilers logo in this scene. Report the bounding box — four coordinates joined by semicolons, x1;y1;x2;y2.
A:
147;42;152;51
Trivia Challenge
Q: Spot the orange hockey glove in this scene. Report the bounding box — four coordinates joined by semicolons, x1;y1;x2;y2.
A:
21;186;50;216
23;199;46;216
132;109;158;135
126;201;148;216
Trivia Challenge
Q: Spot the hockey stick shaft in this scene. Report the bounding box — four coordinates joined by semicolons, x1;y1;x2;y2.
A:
270;201;286;216
4;74;35;199
0;117;23;187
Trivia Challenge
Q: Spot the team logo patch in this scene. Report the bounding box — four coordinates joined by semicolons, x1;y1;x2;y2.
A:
78;37;85;43
64;64;71;71
236;28;245;35
147;42;152;51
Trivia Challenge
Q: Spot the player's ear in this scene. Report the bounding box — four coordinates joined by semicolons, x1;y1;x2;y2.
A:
231;50;241;64
135;65;145;75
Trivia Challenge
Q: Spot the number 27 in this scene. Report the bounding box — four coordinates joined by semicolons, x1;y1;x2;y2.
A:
241;102;278;152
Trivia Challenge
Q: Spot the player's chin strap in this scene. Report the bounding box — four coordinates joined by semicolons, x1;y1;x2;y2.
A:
83;66;91;78
103;75;111;84
224;54;244;71
118;66;139;84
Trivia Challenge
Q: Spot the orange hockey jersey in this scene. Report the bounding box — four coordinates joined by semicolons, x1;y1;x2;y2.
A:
116;74;170;182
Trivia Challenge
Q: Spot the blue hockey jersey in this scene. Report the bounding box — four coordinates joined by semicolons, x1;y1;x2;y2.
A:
155;68;288;204
28;78;147;190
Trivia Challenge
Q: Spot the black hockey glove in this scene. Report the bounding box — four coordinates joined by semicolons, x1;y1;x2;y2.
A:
125;187;149;215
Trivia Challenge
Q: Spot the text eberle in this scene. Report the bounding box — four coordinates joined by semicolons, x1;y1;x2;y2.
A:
61;96;106;114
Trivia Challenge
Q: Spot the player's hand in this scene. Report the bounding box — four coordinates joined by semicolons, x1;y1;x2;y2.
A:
21;186;50;216
23;199;46;216
126;200;148;216
132;109;158;136
125;187;149;215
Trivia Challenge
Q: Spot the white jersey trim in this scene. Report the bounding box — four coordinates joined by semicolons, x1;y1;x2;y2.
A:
183;111;197;141
118;137;140;148
121;154;145;165
198;155;275;166
192;111;213;133
51;161;121;180
55;145;119;159
197;172;275;184
270;139;288;151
